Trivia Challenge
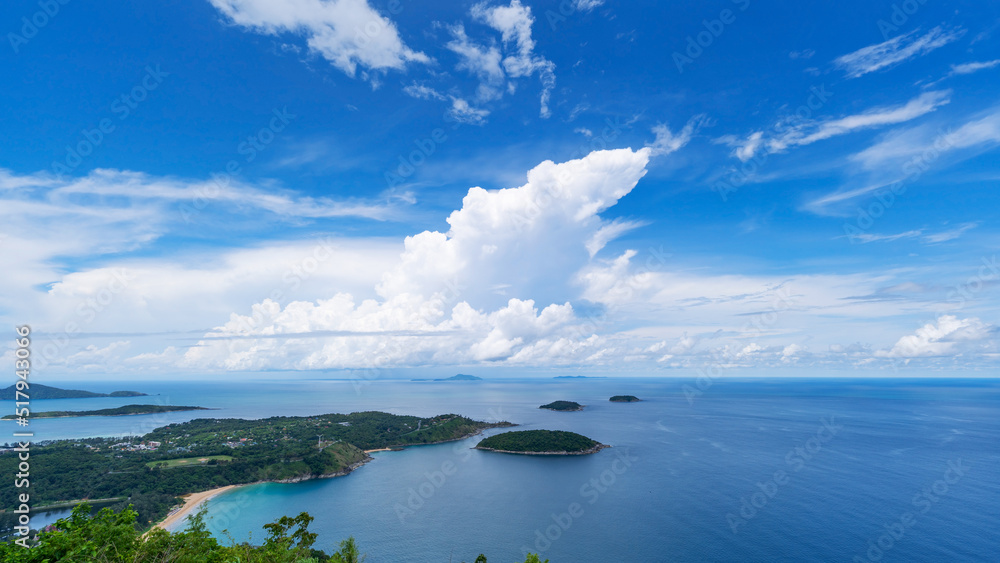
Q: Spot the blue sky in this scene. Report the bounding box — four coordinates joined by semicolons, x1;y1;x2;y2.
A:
2;0;999;378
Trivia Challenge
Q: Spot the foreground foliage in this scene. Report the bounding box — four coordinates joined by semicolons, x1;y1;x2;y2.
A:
0;504;546;563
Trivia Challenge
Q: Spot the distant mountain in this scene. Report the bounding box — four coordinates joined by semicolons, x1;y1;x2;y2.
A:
411;374;483;382
0;384;148;400
552;376;607;379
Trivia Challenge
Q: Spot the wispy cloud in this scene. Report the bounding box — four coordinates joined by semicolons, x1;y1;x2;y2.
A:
725;90;950;162
403;83;447;101
949;59;1000;76
840;223;977;244
807;108;1000;212
647;115;708;156
846;230;923;244
834;26;965;78
923;222;978;243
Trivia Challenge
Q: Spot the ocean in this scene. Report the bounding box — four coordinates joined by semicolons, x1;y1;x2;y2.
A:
13;377;1000;562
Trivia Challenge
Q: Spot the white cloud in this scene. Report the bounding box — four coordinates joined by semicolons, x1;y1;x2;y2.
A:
63;341;131;369
847;230;923;244
447;97;491;125
923;222;978;243
949;59;1000;75
402;83;446;101
728;90;951;162
572;0;603;10
585;219;648;258
809;107;1000;210
181;148;652;369
648;115;707;156
446;24;506;102
207;0;428;78
877;315;992;358
834;26;965;79
469;0;557;117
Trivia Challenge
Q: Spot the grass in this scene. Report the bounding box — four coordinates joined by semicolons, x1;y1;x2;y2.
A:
145;455;233;469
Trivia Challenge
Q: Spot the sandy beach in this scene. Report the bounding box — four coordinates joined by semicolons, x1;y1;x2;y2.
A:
153;485;238;531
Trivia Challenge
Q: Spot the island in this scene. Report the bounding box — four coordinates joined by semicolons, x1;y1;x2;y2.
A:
411;374;483;381
539;400;583;411
0;411;514;530
2;404;208;419
475;430;608;455
609;395;642;402
0;383;148;400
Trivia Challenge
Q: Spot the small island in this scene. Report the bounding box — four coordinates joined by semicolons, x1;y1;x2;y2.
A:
411;374;483;382
609;395;642;402
539;400;583;411
476;430;608;455
3;404;208;419
0;383;148;400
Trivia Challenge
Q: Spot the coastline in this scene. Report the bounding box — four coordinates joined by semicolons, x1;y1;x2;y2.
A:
148;424;510;531
154;485;237;531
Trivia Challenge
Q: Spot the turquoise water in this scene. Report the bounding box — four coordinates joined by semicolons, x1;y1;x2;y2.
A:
12;378;1000;562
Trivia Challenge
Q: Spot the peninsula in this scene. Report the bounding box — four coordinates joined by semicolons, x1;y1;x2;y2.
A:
0;383;147;400
0;411;513;529
539;400;583;411
475;430;608;455
2;404;208;419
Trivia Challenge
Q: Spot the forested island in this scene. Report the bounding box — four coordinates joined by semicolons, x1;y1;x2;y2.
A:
609;395;641;402
0;384;147;400
2;404;208;420
476;430;607;455
539;400;583;411
0;411;513;531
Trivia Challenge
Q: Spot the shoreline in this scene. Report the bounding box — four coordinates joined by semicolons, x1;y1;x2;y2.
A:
148;424;512;531
154;485;237;531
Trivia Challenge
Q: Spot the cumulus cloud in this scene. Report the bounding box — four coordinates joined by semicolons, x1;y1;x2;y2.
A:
183;148;652;369
877;315;992;358
834;26;965;79
207;0;428;78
